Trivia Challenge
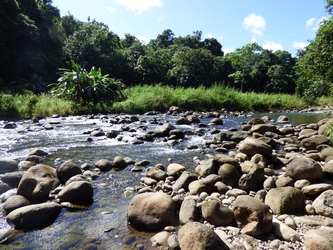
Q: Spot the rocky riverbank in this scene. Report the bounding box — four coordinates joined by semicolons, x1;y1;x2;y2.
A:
0;106;333;249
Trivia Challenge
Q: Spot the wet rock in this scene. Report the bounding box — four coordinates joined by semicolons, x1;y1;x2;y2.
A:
106;130;119;139
0;159;18;173
3;195;31;214
94;159;113;171
113;156;127;169
233;195;272;236
238;137;272;159
175;116;190;125
17;164;60;203
265;187;305;214
6;202;62;230
167;163;186;176
248;117;265;125
127;192;177;232
286;157;323;182
179;197;199;225
155;123;176;136
201;199;234;226
57;161;82;184
57;181;93;202
209;118;223;125
304;227;333;250
312;190;333;218
178;222;230;250
0;183;10;195
90;129;105;137
29;149;48;157
3;122;17;129
277;115;289;123
150;231;171;247
218;163;241;187
0;171;24;187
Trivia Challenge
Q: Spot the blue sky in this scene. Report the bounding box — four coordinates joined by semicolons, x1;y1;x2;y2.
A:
52;0;328;55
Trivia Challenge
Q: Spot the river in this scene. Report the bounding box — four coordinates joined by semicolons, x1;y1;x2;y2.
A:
0;111;326;249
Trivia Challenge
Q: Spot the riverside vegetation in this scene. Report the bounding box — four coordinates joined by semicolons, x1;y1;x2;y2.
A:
1;85;332;119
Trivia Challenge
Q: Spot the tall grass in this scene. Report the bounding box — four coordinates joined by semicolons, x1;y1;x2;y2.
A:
111;84;314;114
0;84;331;118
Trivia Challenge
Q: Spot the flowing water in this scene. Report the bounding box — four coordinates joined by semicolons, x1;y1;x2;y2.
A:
0;111;326;249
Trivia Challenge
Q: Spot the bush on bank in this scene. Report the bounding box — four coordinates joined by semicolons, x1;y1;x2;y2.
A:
0;85;331;119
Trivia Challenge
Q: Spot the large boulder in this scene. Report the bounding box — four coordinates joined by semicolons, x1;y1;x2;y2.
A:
238;164;265;192
2;195;31;214
57;181;93;202
195;158;219;177
127;192;177;232
233;195;272;236
17;164;60;203
6;202;62;230
304;227;333;250
218;164;241;187
155;123;176;136
301;136;330;150
94;159;113;171
286;157;323;182
312;190;333;218
57;161;82;184
238;137;272;159
201;199;234;226
0;159;18;173
265;187;305;214
0;171;24;187
178;222;230;250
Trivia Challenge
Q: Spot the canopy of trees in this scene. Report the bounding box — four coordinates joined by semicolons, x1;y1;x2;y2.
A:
0;0;332;100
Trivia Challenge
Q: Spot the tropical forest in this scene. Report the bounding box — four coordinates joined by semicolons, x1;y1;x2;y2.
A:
1;0;333;118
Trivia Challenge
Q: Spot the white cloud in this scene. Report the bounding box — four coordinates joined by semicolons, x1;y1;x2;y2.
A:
262;41;283;51
136;35;149;44
223;48;233;54
306;18;316;28
115;0;164;14
306;17;327;33
293;41;308;50
242;13;266;39
106;7;115;13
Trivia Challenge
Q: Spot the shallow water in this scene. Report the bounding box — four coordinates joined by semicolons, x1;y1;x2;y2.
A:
0;111;326;249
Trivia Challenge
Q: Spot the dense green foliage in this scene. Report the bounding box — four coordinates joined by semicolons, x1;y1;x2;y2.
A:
50;60;124;104
0;0;332;117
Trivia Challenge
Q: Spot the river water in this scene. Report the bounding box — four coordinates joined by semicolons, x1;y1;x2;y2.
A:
0;111;326;249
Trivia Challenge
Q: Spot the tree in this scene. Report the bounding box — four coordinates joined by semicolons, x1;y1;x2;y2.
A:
295;17;333;98
63;20;121;76
168;48;220;87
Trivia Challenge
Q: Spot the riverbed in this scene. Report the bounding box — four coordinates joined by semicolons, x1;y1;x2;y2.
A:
0;111;326;249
